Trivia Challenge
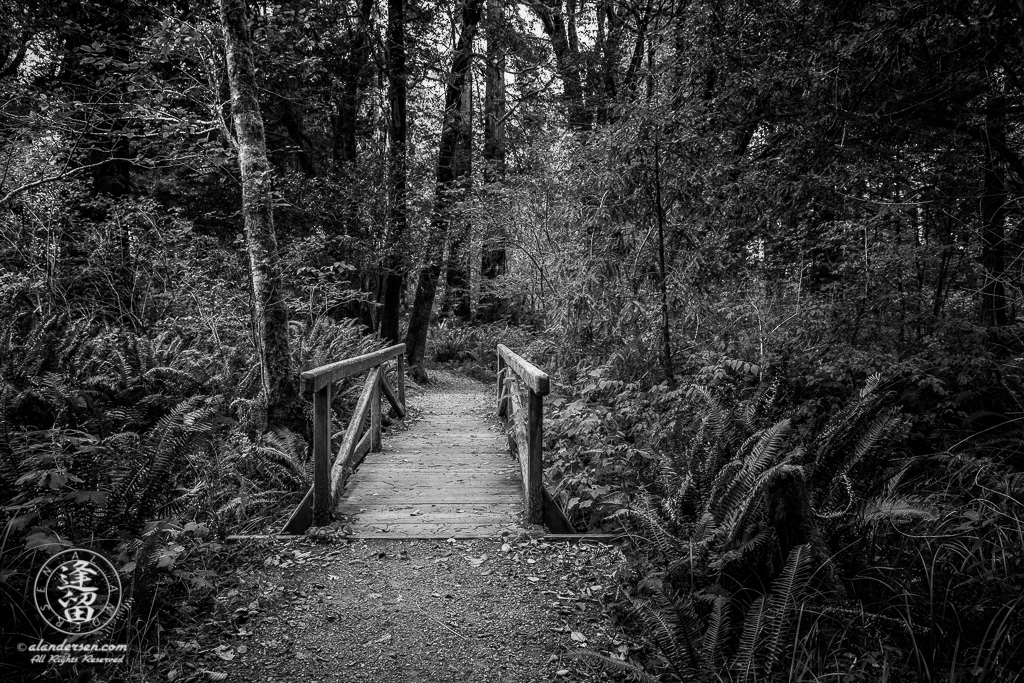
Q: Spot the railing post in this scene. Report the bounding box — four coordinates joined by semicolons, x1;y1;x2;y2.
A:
370;367;382;452
312;383;332;525
396;352;406;409
526;388;544;524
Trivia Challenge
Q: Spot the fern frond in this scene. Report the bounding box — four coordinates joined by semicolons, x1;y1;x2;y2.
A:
567;650;660;682
760;543;814;673
703;595;730;666
615;504;682;557
857;494;937;525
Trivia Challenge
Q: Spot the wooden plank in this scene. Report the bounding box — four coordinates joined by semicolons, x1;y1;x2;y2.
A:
329;368;378;502
312;384;332;526
363;459;512;467
343;480;520;491
342;522;520;538
346;473;519;486
300;344;404;393
339;511;519;524
525;388;544;524
497;344;549;395
340;491;524;504
355;465;517;473
380;373;406;417
339;501;518;511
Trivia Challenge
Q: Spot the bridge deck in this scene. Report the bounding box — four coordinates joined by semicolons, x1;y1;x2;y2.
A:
336;382;525;538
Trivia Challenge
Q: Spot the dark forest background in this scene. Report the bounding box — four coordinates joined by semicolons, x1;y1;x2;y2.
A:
2;0;1023;680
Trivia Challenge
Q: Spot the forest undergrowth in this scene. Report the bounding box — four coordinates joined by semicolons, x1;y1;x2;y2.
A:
435;313;1024;682
0;205;393;681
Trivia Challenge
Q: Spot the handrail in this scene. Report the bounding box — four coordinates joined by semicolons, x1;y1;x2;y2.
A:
496;344;549;524
282;343;407;533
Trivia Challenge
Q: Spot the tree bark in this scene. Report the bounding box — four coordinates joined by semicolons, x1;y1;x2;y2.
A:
478;0;508;322
221;0;295;428
530;0;589;129
379;0;408;345
405;0;484;365
443;75;473;321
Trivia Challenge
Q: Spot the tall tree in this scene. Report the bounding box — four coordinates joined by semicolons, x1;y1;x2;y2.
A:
478;0;508;321
220;0;295;427
442;74;474;321
379;0;408;345
405;0;484;365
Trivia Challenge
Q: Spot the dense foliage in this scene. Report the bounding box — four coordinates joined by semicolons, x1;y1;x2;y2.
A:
2;0;1023;680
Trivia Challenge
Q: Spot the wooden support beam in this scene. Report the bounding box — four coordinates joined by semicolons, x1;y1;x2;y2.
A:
370;372;382;452
280;486;313;534
396;352;406;408
312;383;332;526
381;373;406;417
525;388;544;524
496;355;507;417
329;367;379;504
300;344;405;393
542;486;575;533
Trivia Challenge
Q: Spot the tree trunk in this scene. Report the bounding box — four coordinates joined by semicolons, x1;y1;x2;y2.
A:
221;0;296;428
531;0;589;129
405;0;484;365
379;0;408;345
330;0;375;329
479;0;507;322
443;75;473;321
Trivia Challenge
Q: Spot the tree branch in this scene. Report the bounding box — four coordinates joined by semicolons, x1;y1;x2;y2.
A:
911;109;1024;184
0;161;111;206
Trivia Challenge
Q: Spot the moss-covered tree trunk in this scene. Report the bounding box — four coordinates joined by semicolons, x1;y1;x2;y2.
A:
221;0;295;428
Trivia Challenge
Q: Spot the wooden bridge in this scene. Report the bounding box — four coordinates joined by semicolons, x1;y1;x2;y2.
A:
281;344;573;538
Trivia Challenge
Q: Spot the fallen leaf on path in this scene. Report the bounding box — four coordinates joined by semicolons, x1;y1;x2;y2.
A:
212;645;234;661
571;631;587;643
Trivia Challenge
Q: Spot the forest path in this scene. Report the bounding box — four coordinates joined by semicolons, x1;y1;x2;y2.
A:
216;536;623;682
212;372;625;682
337;369;528;538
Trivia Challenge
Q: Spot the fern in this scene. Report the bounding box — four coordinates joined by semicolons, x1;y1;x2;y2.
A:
567;650;661;682
731;544;815;681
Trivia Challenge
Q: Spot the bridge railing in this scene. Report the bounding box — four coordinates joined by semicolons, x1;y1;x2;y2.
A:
496;344;549;524
281;344;407;533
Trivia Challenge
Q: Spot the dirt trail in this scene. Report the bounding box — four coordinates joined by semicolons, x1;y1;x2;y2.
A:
196;371;627;682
